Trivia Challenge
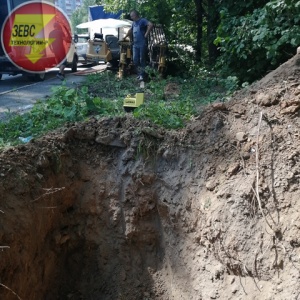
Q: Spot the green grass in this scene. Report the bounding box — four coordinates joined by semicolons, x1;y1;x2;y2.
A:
0;69;237;148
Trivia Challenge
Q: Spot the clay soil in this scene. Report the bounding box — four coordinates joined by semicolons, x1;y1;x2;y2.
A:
1;52;300;300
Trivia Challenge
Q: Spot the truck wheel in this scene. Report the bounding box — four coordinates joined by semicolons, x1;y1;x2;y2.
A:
71;55;78;72
27;73;45;82
35;73;46;81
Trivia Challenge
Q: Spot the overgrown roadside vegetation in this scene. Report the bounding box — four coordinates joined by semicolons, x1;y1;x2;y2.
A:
0;69;238;148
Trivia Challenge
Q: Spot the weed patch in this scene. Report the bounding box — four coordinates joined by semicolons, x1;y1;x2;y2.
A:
0;69;237;148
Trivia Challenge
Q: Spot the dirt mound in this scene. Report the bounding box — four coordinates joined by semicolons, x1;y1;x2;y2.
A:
1;52;300;300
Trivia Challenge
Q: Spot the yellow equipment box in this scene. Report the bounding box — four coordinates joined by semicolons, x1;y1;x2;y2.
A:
86;40;112;63
123;93;144;111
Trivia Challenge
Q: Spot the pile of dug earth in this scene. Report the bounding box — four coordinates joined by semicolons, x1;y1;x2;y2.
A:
1;50;300;300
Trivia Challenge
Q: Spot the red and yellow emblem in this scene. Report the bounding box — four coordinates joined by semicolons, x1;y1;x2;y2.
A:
1;1;72;73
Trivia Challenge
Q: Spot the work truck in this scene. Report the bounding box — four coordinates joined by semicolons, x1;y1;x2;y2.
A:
0;0;78;81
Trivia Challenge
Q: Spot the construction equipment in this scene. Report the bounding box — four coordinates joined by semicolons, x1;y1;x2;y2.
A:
76;19;168;78
123;93;144;112
148;24;168;74
118;24;168;78
76;18;131;66
86;33;112;64
118;40;133;78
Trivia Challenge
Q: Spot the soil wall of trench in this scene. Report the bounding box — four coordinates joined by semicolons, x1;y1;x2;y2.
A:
1;53;300;300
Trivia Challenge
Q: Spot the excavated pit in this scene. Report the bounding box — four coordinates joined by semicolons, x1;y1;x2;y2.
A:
1;53;300;300
1;117;206;300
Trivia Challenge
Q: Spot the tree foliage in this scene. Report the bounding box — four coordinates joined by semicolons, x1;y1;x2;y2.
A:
71;0;97;31
215;0;300;82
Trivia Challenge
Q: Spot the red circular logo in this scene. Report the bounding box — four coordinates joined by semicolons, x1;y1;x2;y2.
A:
1;1;72;73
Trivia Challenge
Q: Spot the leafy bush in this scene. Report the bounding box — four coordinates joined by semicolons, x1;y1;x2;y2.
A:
215;0;300;83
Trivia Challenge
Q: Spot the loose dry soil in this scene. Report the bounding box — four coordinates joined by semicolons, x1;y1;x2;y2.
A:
1;51;300;300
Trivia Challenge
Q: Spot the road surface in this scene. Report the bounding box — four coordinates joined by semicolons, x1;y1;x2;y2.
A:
0;64;106;121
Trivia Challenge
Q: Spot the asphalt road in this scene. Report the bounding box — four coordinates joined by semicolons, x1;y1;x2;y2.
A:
0;63;106;121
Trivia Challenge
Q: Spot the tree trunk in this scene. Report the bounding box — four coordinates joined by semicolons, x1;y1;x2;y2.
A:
207;0;219;65
194;0;203;61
